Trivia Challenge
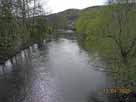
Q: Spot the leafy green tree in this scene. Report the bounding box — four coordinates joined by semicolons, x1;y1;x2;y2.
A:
101;0;136;66
0;0;49;63
0;0;21;62
31;16;49;43
76;2;136;87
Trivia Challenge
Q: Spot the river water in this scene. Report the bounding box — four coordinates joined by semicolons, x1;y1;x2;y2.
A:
0;37;112;102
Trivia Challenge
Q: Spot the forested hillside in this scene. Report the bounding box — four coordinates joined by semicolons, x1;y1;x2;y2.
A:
76;2;136;89
46;9;80;31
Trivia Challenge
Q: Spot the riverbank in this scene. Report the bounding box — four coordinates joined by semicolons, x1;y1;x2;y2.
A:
0;21;50;65
75;3;136;91
0;1;50;65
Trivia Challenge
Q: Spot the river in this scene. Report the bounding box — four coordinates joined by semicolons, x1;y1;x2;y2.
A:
0;37;112;102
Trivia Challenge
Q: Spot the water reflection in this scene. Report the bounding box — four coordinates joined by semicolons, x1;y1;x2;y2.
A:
0;51;34;102
0;38;111;102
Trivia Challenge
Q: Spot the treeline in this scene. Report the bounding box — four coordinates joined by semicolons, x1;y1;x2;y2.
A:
0;0;50;63
76;0;136;89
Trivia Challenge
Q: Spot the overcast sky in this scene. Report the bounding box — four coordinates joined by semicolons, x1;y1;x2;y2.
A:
41;0;106;14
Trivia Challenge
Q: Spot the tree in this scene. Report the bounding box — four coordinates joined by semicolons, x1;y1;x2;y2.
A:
0;0;21;62
76;1;136;87
0;0;49;63
105;0;136;65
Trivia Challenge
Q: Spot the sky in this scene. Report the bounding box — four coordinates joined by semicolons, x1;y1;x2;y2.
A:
41;0;106;14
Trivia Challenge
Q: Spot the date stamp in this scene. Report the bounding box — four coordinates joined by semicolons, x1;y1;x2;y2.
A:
103;88;132;95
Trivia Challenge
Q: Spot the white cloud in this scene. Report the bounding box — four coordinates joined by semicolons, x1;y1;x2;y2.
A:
42;0;106;13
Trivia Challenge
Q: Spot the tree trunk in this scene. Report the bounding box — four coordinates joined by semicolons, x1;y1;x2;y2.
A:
121;50;128;65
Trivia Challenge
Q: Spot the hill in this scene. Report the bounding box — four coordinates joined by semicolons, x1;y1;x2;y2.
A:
46;9;81;30
46;6;103;31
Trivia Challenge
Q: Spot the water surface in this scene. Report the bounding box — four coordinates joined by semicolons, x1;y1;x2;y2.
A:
0;38;111;102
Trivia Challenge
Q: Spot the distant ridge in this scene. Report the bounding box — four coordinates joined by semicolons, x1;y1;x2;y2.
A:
46;5;104;30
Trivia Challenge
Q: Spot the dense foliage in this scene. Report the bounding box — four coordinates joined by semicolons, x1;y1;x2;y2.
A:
0;0;49;63
76;3;136;88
